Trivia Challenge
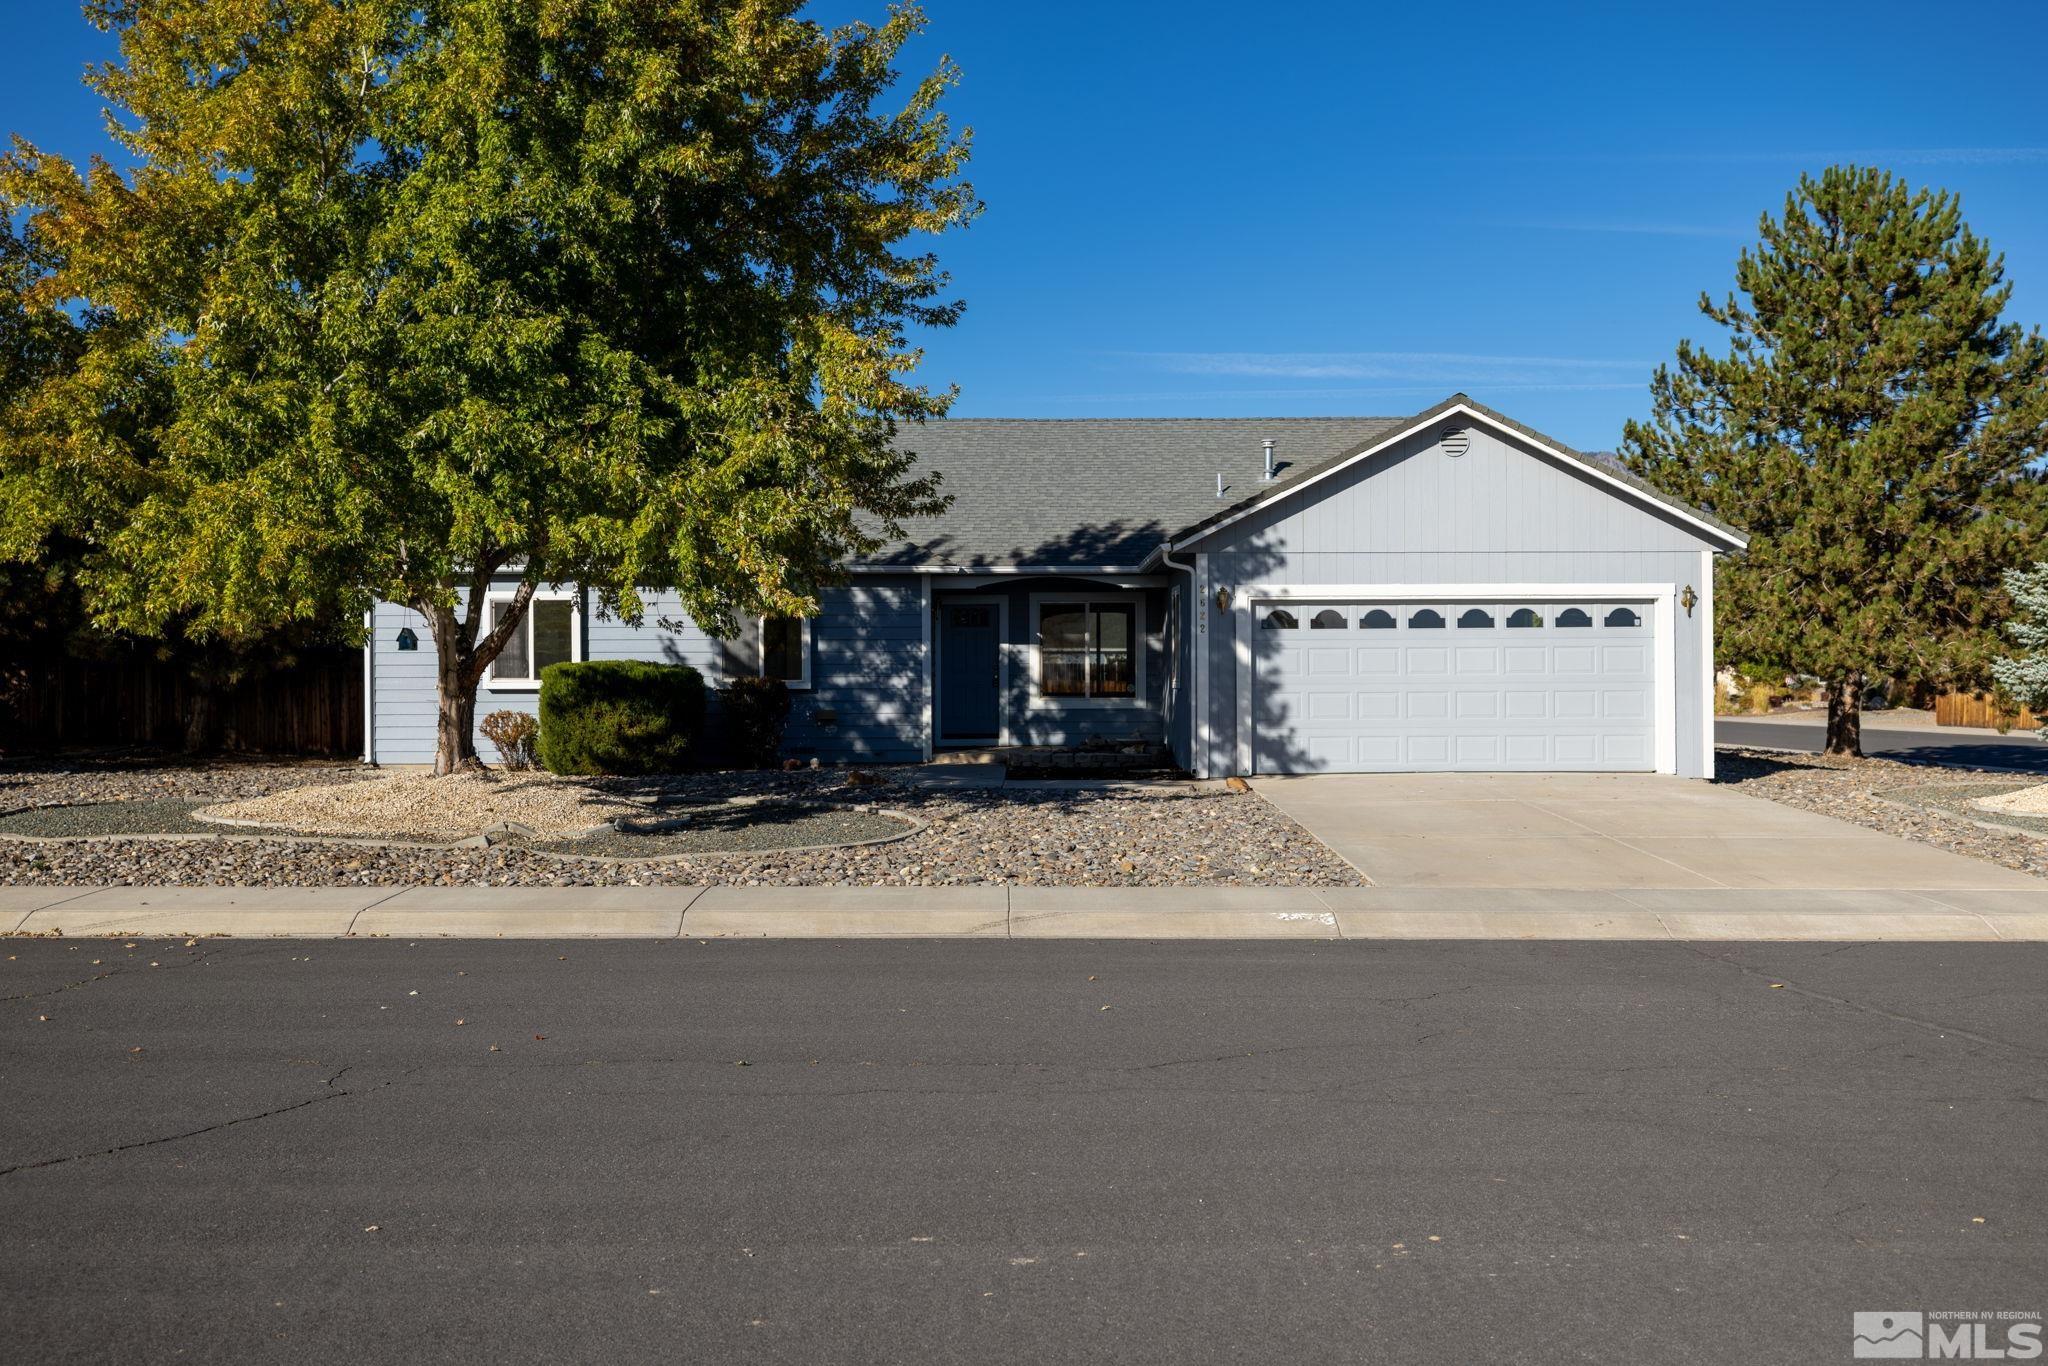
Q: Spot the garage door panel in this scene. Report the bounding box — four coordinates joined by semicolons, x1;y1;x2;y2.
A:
1602;690;1646;719
1305;690;1354;720
1407;691;1450;720
1358;691;1401;720
1254;597;1658;774
1553;690;1597;719
1405;735;1451;764
1554;734;1598;763
1454;691;1500;719
1357;736;1402;764
1454;734;1500;764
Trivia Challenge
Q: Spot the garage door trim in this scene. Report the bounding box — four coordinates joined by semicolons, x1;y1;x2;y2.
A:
1232;582;1677;776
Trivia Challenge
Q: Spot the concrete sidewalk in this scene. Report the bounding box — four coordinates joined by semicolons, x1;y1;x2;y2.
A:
6;883;2048;940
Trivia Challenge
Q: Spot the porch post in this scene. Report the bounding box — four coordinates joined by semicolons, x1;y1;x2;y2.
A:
920;574;934;762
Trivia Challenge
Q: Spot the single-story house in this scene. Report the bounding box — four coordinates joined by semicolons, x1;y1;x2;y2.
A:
363;394;1747;777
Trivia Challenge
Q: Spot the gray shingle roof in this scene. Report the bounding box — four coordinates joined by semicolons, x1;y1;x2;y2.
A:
865;417;1405;567
860;396;1745;569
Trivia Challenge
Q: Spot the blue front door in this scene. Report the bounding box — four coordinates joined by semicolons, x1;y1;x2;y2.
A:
939;602;1000;741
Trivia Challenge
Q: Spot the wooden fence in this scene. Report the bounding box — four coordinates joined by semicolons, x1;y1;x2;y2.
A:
0;648;363;757
1935;691;2042;732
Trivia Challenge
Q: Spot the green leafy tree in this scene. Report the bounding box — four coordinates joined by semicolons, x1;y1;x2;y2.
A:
1;0;973;772
1623;166;2048;756
1992;564;2048;737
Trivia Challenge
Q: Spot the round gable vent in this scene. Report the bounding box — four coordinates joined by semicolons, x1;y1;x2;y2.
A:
1439;426;1471;458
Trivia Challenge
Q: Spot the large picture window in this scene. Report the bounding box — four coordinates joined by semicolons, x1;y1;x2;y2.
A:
1037;600;1137;699
759;616;812;690
486;594;578;687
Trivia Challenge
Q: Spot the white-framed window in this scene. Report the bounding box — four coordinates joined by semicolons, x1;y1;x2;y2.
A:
759;615;812;690
1030;593;1144;703
484;590;581;688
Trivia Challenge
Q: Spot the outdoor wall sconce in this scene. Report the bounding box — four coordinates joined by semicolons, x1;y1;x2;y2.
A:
395;627;418;651
1215;587;1232;612
1681;585;1697;618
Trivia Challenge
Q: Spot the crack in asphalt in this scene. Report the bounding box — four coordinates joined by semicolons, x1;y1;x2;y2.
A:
1682;946;2048;1061
2;943;233;1003
0;1065;423;1179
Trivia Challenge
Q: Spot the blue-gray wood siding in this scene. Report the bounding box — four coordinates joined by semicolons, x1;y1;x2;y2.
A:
368;584;723;765
782;577;926;763
1182;420;1724;778
371;578;931;766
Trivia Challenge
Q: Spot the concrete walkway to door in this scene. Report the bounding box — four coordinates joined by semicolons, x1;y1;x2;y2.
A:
1249;771;2046;895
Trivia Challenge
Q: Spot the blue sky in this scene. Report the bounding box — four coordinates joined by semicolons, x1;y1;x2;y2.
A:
9;1;2047;450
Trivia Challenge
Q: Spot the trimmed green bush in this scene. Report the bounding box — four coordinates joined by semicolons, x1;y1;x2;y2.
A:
720;676;791;767
535;660;705;775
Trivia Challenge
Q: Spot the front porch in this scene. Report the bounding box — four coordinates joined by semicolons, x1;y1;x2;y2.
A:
927;575;1179;757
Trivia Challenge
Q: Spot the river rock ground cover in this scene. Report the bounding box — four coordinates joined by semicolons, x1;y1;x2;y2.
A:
0;755;1361;888
1715;747;2048;879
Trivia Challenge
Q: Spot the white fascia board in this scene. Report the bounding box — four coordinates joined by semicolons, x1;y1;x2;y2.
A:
1167;403;1749;554
1243;582;1674;601
839;565;1146;573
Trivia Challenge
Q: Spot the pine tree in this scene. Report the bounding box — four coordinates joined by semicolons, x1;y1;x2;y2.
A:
1992;564;2048;737
1622;166;2048;757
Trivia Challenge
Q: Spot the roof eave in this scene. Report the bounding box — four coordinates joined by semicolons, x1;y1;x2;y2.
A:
1161;394;1749;554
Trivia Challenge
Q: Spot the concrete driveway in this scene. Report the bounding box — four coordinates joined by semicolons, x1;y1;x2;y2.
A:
1250;772;2045;893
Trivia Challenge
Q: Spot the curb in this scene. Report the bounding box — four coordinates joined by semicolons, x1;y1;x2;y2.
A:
7;885;2046;941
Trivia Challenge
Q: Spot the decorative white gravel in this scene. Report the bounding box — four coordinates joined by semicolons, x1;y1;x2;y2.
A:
1973;782;2048;816
198;771;644;839
0;761;1364;888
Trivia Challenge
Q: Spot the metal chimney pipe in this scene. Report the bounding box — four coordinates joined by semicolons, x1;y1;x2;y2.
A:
1261;439;1276;482
1215;471;1225;499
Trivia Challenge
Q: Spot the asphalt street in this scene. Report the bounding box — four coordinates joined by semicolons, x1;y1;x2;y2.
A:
1718;716;2048;772
3;937;2043;1364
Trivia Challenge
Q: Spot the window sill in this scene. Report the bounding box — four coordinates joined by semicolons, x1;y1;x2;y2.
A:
483;680;542;692
1027;695;1148;711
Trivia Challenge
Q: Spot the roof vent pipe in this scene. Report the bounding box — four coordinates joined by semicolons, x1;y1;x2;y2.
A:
1215;471;1225;499
1261;439;1276;482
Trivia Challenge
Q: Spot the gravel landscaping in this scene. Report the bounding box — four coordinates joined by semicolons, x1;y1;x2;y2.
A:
0;799;310;840
0;758;1362;888
1716;747;2048;879
1880;780;2048;838
525;804;917;859
200;770;645;839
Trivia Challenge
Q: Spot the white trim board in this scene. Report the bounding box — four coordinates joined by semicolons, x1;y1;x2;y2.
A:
1232;582;1679;777
1168;403;1748;555
1699;549;1716;782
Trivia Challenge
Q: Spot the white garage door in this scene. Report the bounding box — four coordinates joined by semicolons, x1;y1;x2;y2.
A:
1253;600;1657;774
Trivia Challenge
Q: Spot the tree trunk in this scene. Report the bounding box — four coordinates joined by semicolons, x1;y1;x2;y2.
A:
434;661;480;774
423;578;535;776
181;687;217;754
1824;673;1864;757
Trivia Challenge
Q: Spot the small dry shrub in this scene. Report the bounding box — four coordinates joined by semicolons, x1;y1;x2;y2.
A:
480;710;540;770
